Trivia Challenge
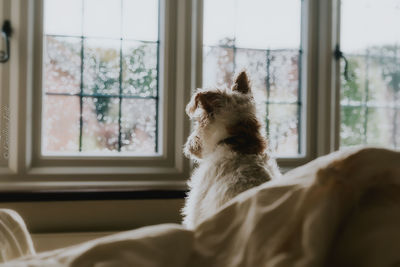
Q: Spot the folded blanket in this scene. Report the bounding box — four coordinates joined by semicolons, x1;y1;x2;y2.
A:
2;147;400;267
0;209;35;263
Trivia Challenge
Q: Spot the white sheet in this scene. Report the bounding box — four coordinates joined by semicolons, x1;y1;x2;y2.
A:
2;147;400;267
0;209;35;263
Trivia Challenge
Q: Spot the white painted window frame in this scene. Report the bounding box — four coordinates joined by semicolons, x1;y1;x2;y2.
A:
0;0;193;191
194;0;323;170
315;0;341;157
195;0;342;169
0;0;342;191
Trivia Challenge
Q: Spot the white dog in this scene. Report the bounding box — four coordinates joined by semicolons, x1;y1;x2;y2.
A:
182;71;281;229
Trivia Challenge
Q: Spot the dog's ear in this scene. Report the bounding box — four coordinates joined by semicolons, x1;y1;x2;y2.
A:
195;91;224;114
232;71;250;94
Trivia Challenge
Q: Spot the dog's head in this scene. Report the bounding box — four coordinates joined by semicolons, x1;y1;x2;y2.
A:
184;71;266;161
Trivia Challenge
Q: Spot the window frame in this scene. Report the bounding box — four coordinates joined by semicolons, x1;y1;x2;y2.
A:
335;0;400;150
194;0;322;169
315;0;341;157
0;0;9;169
0;0;193;190
0;0;354;191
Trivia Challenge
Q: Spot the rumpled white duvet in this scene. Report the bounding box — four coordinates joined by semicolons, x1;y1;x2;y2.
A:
2;147;400;267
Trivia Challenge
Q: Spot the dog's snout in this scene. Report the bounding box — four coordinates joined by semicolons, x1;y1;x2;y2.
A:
186;100;196;116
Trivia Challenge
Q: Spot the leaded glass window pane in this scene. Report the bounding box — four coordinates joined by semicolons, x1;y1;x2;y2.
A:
42;0;160;155
340;0;400;149
203;0;303;157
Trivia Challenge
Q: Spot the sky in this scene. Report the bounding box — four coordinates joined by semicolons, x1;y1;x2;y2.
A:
341;0;400;52
45;0;400;52
45;0;301;49
44;0;158;41
203;0;301;49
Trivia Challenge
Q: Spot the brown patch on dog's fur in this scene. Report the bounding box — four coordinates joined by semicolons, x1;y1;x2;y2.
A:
188;136;203;158
196;91;225;114
186;95;199;115
232;71;250;94
223;116;266;155
187;91;225;116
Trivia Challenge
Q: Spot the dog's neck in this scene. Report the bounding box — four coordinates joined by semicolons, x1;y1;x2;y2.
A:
217;136;237;146
217;133;266;155
197;117;266;158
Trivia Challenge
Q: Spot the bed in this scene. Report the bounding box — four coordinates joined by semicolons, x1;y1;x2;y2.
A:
1;147;400;267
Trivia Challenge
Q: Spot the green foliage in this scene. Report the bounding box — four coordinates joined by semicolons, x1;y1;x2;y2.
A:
340;56;365;146
376;45;400;93
340;46;400;148
91;59;119;122
88;44;156;123
341;57;364;102
123;44;157;97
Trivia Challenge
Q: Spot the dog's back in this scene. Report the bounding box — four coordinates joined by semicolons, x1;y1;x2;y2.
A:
182;71;280;228
183;145;279;228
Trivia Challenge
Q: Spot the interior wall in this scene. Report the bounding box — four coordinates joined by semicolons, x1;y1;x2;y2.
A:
32;232;116;252
0;199;185;233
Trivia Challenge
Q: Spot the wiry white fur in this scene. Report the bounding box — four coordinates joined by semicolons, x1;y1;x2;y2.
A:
182;72;281;229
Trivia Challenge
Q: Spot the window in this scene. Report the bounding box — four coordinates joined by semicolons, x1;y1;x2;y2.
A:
202;0;303;157
340;0;400;149
42;0;159;155
0;0;190;188
0;0;398;190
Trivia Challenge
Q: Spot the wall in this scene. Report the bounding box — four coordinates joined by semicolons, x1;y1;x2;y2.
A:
0;198;185;251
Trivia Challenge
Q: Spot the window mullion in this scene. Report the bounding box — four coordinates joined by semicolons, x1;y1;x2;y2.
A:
279;0;320;168
315;0;340;157
191;0;203;91
332;0;341;152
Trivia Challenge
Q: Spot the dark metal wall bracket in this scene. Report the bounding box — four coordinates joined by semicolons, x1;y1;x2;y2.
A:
334;44;351;82
0;20;12;63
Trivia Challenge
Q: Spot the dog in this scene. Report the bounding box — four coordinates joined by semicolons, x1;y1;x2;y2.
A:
182;71;281;229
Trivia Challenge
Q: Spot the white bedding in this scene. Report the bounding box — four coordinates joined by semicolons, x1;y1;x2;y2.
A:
0;209;35;263
2;147;400;267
